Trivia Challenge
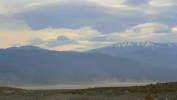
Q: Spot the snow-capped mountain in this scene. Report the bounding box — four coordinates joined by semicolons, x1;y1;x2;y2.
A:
107;41;177;49
88;41;177;56
1;46;177;86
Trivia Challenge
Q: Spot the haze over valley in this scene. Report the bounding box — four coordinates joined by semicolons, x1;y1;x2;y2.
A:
1;1;177;99
0;41;177;89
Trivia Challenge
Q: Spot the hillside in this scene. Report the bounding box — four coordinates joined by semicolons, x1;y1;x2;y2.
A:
0;86;33;94
0;48;177;87
1;82;177;100
63;81;177;95
117;49;177;68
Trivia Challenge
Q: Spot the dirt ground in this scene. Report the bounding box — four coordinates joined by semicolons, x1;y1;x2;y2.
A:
0;92;177;100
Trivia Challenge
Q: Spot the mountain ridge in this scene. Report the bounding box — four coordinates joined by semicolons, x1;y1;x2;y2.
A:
6;45;45;51
88;41;177;56
1;48;176;86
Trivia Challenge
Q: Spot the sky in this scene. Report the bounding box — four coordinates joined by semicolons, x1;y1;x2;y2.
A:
0;0;177;51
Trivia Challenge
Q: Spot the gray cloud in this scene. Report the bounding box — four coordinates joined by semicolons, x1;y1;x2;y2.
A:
154;12;177;28
89;36;107;42
123;0;149;6
14;0;147;33
27;36;77;48
57;36;70;41
27;38;45;45
46;36;77;48
89;36;113;42
154;29;172;33
10;0;176;36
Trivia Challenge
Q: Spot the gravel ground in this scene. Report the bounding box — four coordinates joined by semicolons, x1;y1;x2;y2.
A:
0;92;177;100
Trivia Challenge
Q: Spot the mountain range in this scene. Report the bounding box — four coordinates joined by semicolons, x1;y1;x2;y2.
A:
0;41;177;87
88;41;177;68
88;41;177;56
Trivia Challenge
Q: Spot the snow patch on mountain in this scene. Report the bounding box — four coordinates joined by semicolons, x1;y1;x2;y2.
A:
88;41;177;56
106;41;177;49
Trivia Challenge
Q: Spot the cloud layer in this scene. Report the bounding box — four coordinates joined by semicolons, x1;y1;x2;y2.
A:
0;0;177;51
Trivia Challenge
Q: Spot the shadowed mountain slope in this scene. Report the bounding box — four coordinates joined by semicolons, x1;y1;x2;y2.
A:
0;48;177;86
117;49;177;68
